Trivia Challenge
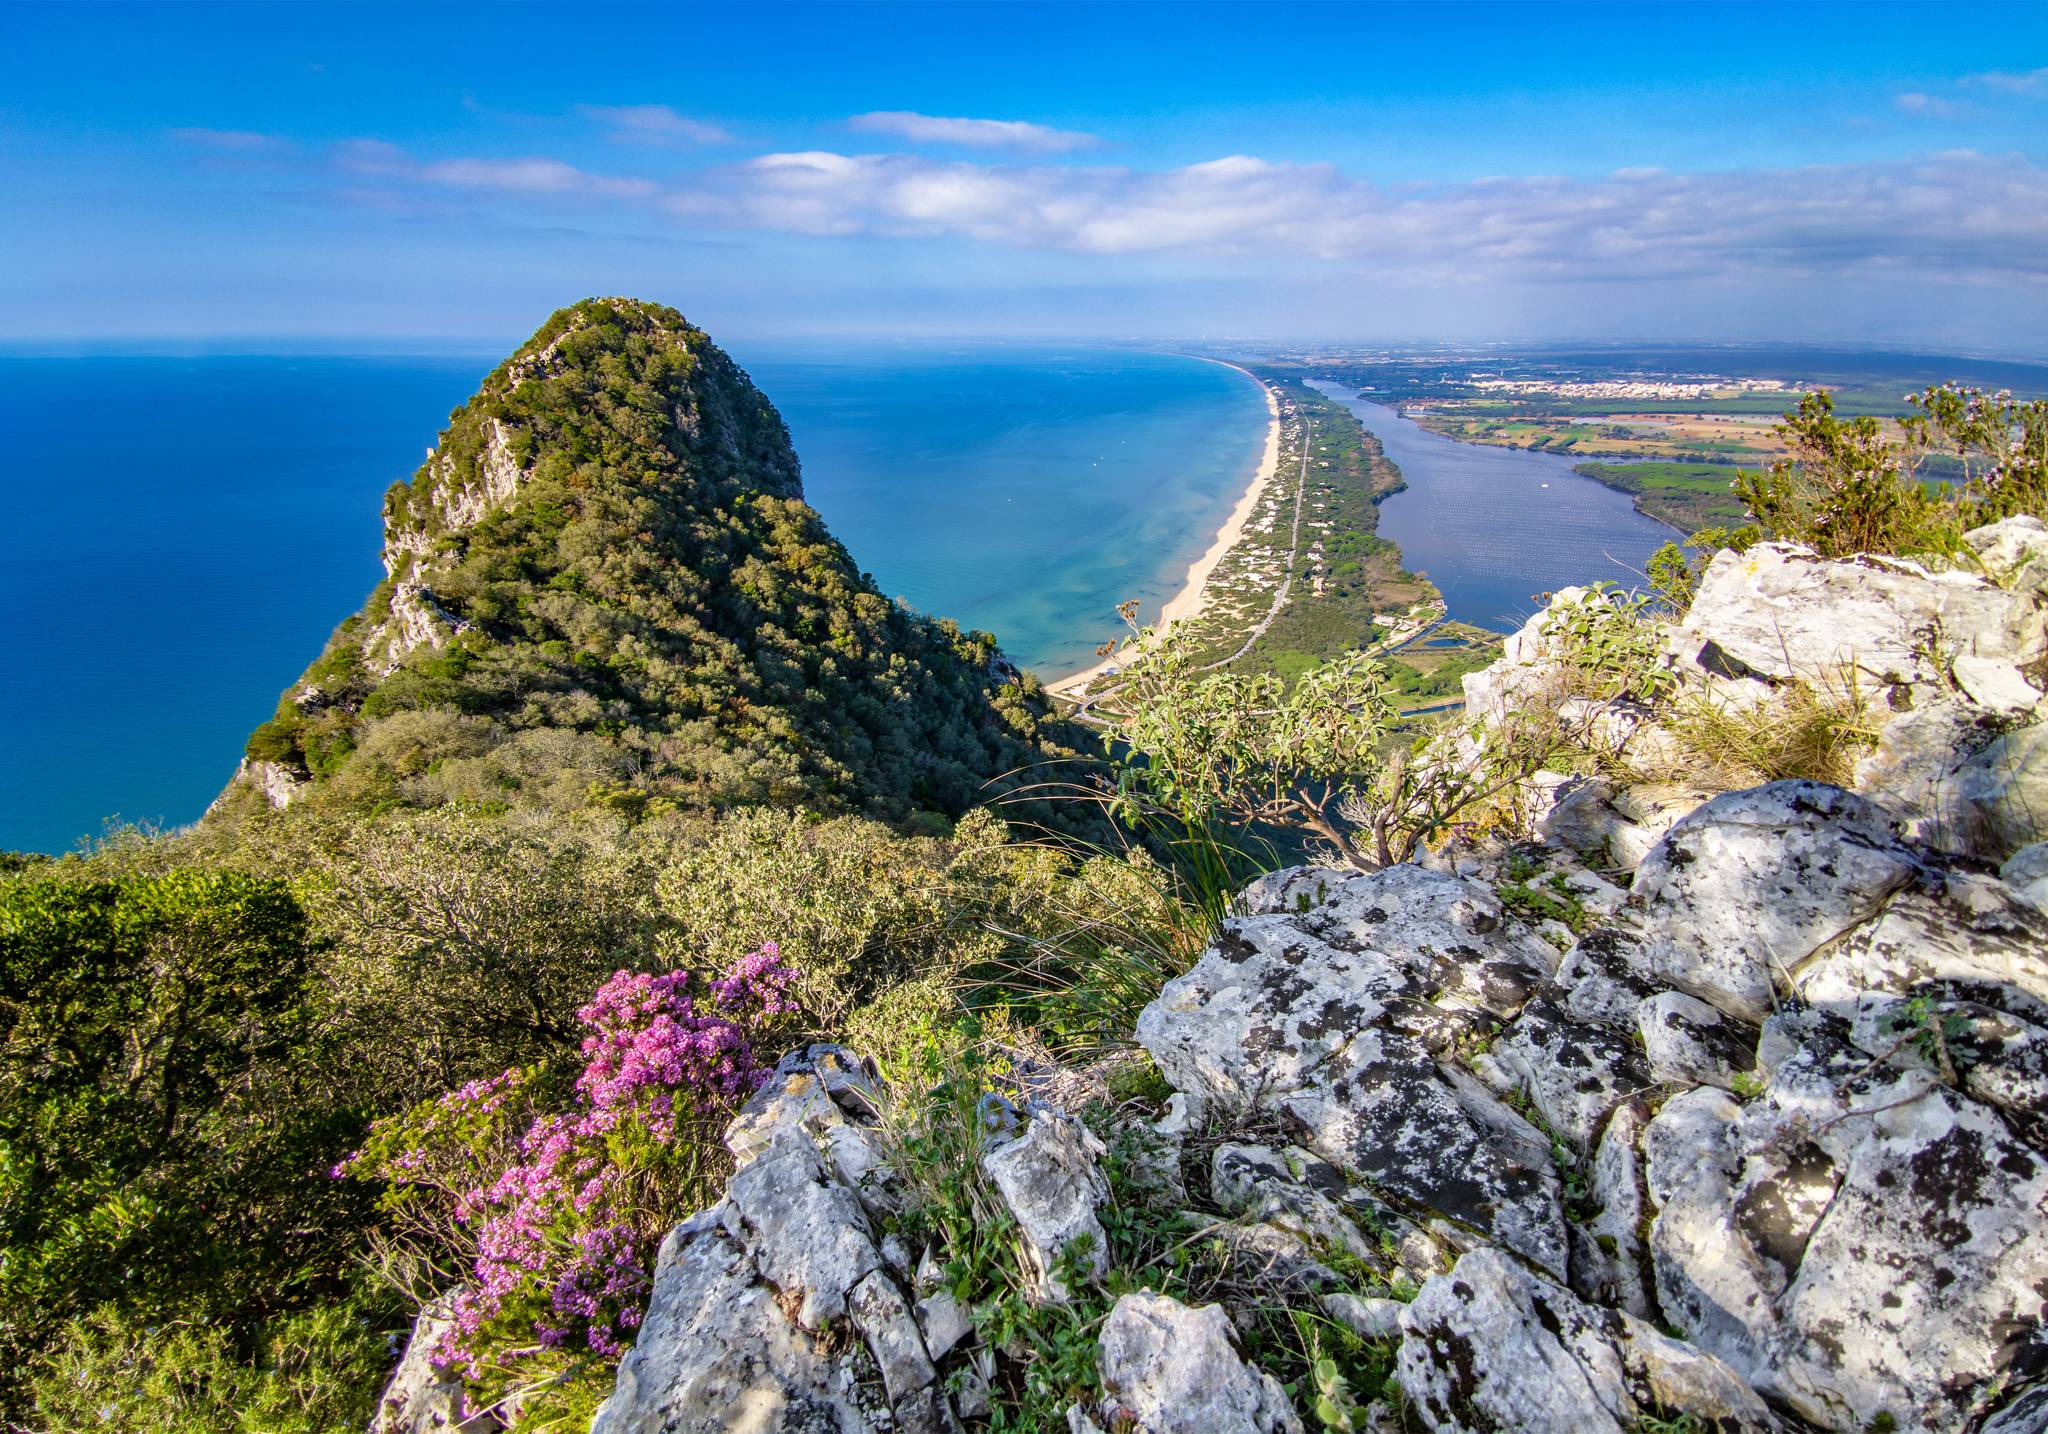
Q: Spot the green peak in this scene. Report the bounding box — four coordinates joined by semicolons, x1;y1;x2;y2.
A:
226;300;1087;829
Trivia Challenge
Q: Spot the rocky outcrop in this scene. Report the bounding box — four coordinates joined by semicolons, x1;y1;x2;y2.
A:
1395;1247;1781;1434
1132;786;2047;1431
366;581;475;676
590;1046;962;1434
1675;539;2044;696
372;1293;501;1433
980;1108;1109;1302
1136;864;1571;1278
1087;1293;1302;1434
507;524;2048;1434
1461;525;2046;872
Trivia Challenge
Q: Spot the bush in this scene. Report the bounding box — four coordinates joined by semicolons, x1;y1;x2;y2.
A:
0;870;374;1404
25;1299;391;1434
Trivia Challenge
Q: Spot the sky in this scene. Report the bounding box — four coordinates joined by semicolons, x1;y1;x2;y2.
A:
5;1;2048;352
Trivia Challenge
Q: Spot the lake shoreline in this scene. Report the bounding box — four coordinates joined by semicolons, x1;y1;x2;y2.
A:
1045;358;1281;695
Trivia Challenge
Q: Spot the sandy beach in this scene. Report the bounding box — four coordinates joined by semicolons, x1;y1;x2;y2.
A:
1047;361;1281;697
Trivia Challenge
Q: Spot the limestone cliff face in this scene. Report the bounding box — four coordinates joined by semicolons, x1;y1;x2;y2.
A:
219;297;1081;824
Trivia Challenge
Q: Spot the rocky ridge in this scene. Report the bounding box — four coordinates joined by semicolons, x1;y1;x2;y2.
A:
373;521;2046;1433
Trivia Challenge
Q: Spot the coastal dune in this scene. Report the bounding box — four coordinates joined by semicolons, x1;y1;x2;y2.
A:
1049;363;1281;695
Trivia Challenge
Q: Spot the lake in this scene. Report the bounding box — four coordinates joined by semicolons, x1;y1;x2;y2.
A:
0;345;1265;852
1305;380;1679;632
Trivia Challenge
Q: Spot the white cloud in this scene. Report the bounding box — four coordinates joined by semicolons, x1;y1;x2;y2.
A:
336;141;655;199
847;111;1099;153
665;148;2048;287
1894;92;1968;119
1969;66;2048;96
319;135;2048;290
171;127;291;152
577;104;732;146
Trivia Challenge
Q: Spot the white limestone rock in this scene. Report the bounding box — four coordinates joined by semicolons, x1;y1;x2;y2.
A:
1642;1031;2048;1433
1624;781;1920;1022
591;1209;872;1434
1856;699;2047;861
846;1269;935;1405
1137;866;1570;1278
371;1293;501;1434
1636;989;1758;1092
1676;541;2044;694
1093;1293;1303;1434
1572;1099;1656;1319
1321;1292;1407;1342
980;1107;1110;1303
727;1131;884;1330
1394;1247;1779;1434
2005;842;2048;910
1964;514;2048;601
1491;993;1653;1149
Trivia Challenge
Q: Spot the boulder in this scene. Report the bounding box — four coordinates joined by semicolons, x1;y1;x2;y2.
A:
592;1209;871;1434
1093;1293;1303;1434
1137;866;1571;1278
1964;514;2048;601
1394;1247;1779;1434
980;1107;1110;1302
593;1046;957;1434
1676;542;2044;694
2006;842;2048;910
1643;1027;2048;1432
371;1293;501;1434
1857;700;2047;861
1624;781;1921;1022
1636;989;1758;1092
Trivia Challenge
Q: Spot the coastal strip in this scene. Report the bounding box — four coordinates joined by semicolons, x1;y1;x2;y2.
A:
1047;361;1281;696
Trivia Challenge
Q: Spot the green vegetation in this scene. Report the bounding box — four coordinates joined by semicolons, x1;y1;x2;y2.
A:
0;868;394;1420
1168;375;1443;679
1573;460;1749;531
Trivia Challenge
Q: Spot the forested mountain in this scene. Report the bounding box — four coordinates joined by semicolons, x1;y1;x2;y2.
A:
225;297;1087;825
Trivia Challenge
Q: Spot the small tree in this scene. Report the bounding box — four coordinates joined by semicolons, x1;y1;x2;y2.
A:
1734;391;1945;559
1103;619;1568;872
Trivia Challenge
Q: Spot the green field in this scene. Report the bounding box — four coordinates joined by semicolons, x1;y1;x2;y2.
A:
1574;460;1751;533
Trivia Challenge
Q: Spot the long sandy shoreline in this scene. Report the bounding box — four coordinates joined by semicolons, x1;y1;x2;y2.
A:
1047;358;1281;697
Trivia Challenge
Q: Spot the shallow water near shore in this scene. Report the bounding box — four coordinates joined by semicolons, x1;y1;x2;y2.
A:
1306;380;1678;632
0;345;1264;851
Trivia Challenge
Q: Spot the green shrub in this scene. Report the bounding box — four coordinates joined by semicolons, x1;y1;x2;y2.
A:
0;870;375;1404
25;1299;392;1434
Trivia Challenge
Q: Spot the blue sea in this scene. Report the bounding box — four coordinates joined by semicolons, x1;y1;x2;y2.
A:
0;344;1265;852
1305;381;1679;632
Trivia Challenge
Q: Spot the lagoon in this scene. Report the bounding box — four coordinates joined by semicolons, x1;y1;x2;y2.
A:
1306;380;1678;632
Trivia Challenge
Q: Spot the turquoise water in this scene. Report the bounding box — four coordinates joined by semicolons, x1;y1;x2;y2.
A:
0;345;1264;852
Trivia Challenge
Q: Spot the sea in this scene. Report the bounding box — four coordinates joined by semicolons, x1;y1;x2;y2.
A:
0;344;1266;852
1305;380;1679;632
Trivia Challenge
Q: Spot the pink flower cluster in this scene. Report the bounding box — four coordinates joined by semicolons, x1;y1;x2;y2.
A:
343;947;797;1378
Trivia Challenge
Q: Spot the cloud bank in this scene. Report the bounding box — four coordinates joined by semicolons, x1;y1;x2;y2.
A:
847;111;1099;152
578;104;732;146
312;136;2048;294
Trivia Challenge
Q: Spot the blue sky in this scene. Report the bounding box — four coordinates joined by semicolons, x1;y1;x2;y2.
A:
5;1;2047;351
